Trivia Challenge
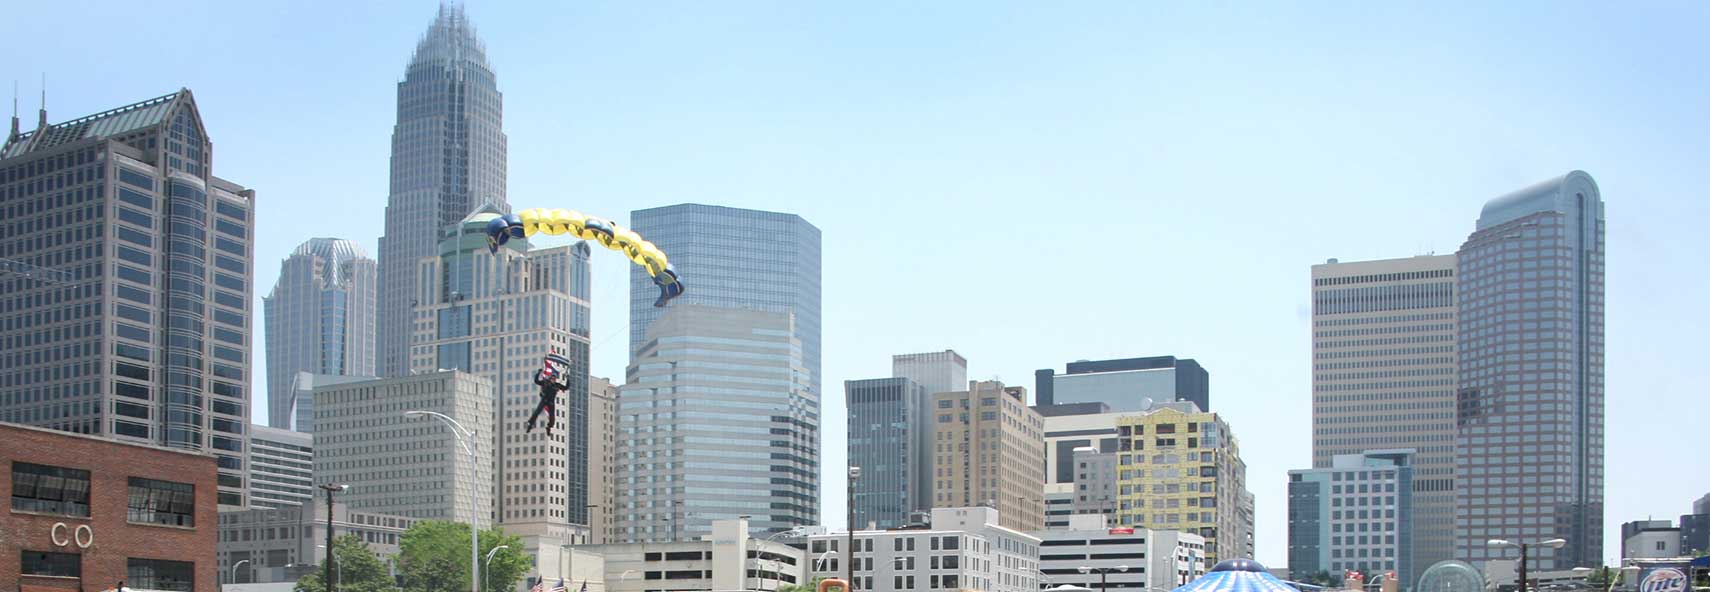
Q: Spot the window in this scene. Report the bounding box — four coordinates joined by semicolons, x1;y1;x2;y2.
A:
12;462;92;516
128;558;194;591
21;550;81;578
128;477;196;526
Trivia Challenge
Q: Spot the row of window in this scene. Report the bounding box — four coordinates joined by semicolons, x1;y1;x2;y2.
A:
11;461;196;526
21;551;193;590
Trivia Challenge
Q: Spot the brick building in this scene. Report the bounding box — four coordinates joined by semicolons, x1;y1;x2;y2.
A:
2;422;219;591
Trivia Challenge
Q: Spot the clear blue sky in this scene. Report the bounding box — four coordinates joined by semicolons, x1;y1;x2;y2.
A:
6;0;1707;566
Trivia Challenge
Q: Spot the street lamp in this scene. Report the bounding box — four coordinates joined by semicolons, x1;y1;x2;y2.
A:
1079;565;1130;592
751;526;802;592
231;559;251;584
847;466;861;592
1489;538;1568;592
405;410;482;592
318;484;349;592
484;545;509;592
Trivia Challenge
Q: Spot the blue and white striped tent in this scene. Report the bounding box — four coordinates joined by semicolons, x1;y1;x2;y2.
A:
1171;559;1299;592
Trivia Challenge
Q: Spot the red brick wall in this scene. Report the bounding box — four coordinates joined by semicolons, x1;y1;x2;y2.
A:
1;422;219;591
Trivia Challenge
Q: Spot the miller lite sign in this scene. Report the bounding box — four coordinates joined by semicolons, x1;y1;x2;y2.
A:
1638;568;1688;592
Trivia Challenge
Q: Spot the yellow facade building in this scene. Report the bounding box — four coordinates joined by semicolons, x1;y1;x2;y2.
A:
1113;402;1253;563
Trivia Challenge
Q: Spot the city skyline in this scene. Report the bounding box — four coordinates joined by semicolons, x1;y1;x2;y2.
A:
3;1;1706;565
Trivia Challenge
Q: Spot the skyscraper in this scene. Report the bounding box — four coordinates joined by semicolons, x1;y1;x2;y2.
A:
893;350;968;396
846;376;932;529
410;212;593;547
1;89;255;508
1035;356;1210;412
628;204;822;398
931;380;1046;532
1454;171;1604;570
378;3;508;378
617;305;819;540
1311;255;1457;576
264;238;376;430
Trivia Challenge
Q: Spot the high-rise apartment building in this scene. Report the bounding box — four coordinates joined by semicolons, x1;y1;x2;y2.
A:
1453;171;1604;570
588;376;618;544
264;238;375;429
1311;255;1457;575
893;350;968;396
1112;402;1252;563
846;376;932;529
378;4;509;378
1;89;255;508
409;212;593;549
312;370;494;524
931;381;1046;532
628;205;822;399
1036;356;1210;412
1287;449;1417;586
247;424;314;510
617;305;818;541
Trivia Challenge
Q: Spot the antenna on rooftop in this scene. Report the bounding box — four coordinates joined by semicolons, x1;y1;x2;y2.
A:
36;73;46;128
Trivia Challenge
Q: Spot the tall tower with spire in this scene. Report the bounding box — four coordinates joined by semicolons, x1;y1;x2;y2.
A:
377;3;508;377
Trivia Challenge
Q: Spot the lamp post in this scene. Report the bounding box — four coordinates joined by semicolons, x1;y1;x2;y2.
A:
484;545;509;592
1079;565;1130;592
405;410;482;592
231;559;251;585
318;483;349;592
847;466;861;592
1489;538;1567;592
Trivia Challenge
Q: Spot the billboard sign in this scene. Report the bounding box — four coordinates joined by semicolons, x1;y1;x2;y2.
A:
1638;568;1688;592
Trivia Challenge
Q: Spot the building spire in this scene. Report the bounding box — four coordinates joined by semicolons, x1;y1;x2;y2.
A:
8;80;18;140
36;73;46;129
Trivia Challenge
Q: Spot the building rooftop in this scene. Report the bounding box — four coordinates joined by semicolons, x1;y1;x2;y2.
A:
3;89;188;159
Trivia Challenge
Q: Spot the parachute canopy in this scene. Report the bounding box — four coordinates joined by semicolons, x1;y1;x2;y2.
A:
485;208;685;307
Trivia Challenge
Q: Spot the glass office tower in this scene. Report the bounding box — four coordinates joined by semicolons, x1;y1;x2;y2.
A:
1454;171;1604;570
627;204;822;397
378;3;509;377
1;89;255;508
263;238;376;430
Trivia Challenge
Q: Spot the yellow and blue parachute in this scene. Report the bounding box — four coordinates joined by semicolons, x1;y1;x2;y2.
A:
485;209;684;307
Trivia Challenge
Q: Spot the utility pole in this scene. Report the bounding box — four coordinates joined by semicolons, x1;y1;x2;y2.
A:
847;466;861;591
319;484;349;592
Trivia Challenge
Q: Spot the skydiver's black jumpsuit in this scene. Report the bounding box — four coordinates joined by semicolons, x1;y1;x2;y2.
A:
527;367;569;435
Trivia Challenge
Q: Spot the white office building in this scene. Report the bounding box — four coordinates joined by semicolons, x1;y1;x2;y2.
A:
247;424;314;510
806;507;1040;592
584;518;803;592
1036;514;1207;591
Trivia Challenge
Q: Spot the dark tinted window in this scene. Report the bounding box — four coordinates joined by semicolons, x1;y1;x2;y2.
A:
11;462;92;516
21;550;81;577
127;478;195;527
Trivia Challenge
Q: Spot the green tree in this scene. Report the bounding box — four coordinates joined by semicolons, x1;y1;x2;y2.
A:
294;533;395;592
397;521;532;592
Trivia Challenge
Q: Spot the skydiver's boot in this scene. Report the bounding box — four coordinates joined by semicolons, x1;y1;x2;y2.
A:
525;418;536;434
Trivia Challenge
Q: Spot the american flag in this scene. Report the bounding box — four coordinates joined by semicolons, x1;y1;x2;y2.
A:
531;580;545;592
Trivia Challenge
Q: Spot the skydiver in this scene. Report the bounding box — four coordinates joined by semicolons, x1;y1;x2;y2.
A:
527;353;572;436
